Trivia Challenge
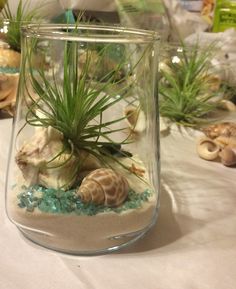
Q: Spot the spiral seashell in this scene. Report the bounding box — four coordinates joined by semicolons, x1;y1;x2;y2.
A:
196;137;220;161
76;168;129;207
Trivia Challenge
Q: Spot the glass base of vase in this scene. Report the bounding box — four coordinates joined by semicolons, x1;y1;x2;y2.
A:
16;211;158;256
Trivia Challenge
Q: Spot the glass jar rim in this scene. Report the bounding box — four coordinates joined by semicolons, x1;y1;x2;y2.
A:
21;23;159;44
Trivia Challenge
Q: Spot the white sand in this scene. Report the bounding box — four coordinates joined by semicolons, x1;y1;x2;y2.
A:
9;195;157;253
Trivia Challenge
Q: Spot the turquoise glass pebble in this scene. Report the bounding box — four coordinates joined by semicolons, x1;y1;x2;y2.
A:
0;67;19;74
17;185;152;215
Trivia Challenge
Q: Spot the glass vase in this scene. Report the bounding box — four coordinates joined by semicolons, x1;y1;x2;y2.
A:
6;24;160;255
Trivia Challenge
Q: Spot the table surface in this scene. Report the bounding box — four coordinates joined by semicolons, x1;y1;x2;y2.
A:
0;115;236;289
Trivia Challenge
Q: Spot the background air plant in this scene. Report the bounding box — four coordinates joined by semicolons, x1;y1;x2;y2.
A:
0;0;43;116
0;0;41;52
159;42;222;127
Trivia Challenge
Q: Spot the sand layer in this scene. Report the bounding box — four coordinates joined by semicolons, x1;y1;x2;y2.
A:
9;194;157;254
7;156;158;254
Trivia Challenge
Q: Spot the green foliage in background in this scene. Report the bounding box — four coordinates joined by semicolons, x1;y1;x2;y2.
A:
159;43;221;127
0;0;41;52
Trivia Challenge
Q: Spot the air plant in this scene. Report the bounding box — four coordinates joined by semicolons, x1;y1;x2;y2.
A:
0;0;43;116
159;42;222;127
22;33;147;180
0;0;42;52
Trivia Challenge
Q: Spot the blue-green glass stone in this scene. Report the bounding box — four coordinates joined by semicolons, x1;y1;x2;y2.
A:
17;185;152;215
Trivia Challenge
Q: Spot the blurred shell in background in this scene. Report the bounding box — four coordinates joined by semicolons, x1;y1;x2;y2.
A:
0;73;18;115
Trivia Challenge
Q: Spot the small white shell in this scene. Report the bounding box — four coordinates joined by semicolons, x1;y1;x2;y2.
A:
124;106;146;133
196;137;220;161
77;168;129;207
219;100;236;112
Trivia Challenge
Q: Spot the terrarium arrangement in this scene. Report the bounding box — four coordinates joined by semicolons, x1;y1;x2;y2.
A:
159;41;236;168
0;0;42;115
159;42;235;128
6;24;160;254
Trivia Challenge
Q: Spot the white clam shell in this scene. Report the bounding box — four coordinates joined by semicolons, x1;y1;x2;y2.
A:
16;126;101;189
77;168;129;207
16;126;76;189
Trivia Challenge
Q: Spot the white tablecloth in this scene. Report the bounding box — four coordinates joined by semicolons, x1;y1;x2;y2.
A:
0;116;236;289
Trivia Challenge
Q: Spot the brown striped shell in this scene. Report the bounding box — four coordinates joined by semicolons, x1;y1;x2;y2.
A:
76;168;129;207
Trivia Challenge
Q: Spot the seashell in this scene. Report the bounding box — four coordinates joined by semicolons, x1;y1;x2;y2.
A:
0;73;19;115
208;74;221;92
159;61;173;75
219;100;236;112
0;48;21;68
196;137;220;161
214;136;236;148
201;73;221;92
16;126;101;189
124;106;146;133
219;146;236;167
76;168;129;207
202;122;236;139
